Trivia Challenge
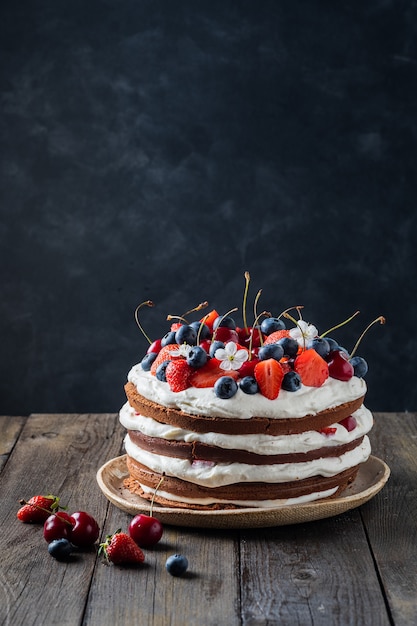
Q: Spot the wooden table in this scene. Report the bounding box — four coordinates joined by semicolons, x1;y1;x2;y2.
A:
1;412;416;626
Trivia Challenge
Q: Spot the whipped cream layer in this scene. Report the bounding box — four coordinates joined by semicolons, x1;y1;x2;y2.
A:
120;402;373;456
128;366;367;420
124;434;371;488
139;483;339;508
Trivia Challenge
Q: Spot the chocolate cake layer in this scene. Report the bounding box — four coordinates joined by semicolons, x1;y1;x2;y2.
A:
125;382;365;436
127;430;365;465
125;456;359;506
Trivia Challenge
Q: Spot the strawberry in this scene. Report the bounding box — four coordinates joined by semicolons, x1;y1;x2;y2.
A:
99;531;145;565
200;309;219;331
150;344;181;375
17;494;62;523
320;427;337;436
263;329;291;345
294;348;329;387
254;358;284;400
165;359;192;392
170;322;183;332
190;358;238;388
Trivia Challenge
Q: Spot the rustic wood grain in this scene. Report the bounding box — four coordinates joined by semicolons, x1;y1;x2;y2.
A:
0;413;122;626
0;412;413;626
0;416;26;471
239;510;391;626
86;510;241;626
360;412;417;626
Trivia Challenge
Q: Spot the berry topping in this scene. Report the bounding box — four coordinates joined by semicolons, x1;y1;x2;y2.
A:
294;349;329;387
141;352;158;371
340;415;358;432
258;343;284;362
186;346;208;369
277;336;299;358
214;376;239;399
175;324;198;346
260;317;286;335
150;344;181;375
166;554;189;577
327;350;354;381
263;329;291;345
165;360;192;392
281;370;302;392
254;359;284;400
349;355;368;378
239;376;259;394
190;359;238;388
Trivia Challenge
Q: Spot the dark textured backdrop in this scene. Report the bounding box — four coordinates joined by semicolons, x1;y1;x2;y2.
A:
1;1;416;414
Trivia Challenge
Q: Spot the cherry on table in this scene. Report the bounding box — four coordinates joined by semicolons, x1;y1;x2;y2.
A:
70;511;100;547
129;513;163;548
43;511;74;543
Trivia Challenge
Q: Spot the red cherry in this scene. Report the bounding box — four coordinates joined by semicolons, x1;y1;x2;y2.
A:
213;327;239;343
327;350;354;381
70;511;100;547
43;512;74;543
147;339;162;354
129;514;163;548
238;358;259;378
237;326;263;349
199;339;212;353
340;415;357;432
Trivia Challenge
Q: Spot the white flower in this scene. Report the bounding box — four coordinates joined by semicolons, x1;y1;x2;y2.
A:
215;342;249;371
171;344;192;357
289;320;319;346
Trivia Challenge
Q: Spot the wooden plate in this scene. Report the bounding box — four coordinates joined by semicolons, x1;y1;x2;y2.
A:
96;455;390;529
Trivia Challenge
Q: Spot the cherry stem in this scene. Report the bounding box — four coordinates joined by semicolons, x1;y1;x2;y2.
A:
242;271;250;332
181;301;209;319
212;307;238;342
319;310;360;339
349;316;386;359
150;473;165;517
248;310;269;355
134;301;155;345
278;305;304;320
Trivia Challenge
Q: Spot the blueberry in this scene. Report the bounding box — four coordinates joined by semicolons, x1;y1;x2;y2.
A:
166;554;188;577
277;337;299;358
156;360;170;382
48;538;73;561
325;337;340;352
307;337;330;358
209;340;225;358
239;376;259;394
258;343;284;361
175;324;197;346
189;320;211;340
186;346;208;369
350;356;368;378
161;331;177;347
281;371;302;392
260;317;286;335
214;376;238;399
213;315;236;330
141;352;158;371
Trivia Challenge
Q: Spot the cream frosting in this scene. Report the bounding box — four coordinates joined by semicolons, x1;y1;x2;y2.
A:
128;365;367;420
124;434;371;487
120;402;373;455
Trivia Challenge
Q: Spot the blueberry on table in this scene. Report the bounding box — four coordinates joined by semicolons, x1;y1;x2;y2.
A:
48;538;73;561
166;554;188;576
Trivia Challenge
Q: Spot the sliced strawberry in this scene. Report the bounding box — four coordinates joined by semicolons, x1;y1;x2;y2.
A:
263;329;291;345
339;415;357;432
165;359;192;392
254;358;284;400
294;348;329;387
320;427;337;436
150;344;181;375
190;358;238;388
200;309;219;330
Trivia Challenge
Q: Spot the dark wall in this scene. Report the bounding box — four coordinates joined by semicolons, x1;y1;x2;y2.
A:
1;1;416;415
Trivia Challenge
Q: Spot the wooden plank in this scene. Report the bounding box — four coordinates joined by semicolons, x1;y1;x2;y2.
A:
85;503;241;626
0;413;123;626
0;415;27;471
361;412;417;626
239;509;391;626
